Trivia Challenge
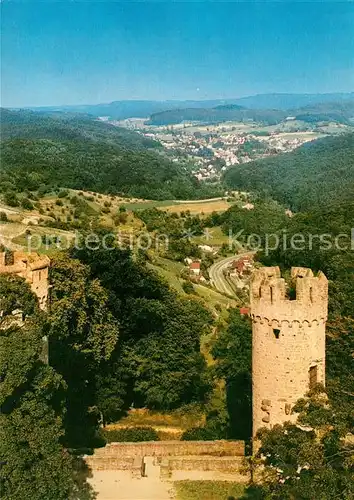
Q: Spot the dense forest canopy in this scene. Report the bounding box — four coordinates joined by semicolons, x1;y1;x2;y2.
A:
224;133;354;211
148;106;287;126
0;109;220;200
0;108;159;149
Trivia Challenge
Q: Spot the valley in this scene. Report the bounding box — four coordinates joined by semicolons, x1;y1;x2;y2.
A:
2;1;354;498
1;103;353;500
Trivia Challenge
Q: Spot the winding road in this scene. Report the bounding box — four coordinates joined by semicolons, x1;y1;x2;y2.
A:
209;255;240;296
209;252;253;296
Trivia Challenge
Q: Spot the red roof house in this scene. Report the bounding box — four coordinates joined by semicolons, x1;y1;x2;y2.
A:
189;261;201;275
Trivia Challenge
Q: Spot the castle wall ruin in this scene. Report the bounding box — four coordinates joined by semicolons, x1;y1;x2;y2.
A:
84;440;247;482
0;251;50;310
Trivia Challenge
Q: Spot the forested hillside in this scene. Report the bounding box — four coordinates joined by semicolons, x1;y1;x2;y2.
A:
1;109;159;150
224;133;354;210
0;109;219;200
148;99;354;126
148;106;286;126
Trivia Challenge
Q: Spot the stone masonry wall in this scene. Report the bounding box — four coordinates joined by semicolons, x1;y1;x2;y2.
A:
88;440;245;459
161;455;244;472
251;266;328;439
0;251;50;310
84;456;144;477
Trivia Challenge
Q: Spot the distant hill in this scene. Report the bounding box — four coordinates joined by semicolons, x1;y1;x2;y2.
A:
25;99;239;120
224;133;354;211
232;92;354;110
0;108;160;150
23;92;354;120
148;107;287;126
292;100;354;124
0;109;218;200
148;99;354;126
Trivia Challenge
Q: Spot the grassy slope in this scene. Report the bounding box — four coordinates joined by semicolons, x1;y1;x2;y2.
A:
175;481;246;500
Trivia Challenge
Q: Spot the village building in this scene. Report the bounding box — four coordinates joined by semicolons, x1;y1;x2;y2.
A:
189;261;201;276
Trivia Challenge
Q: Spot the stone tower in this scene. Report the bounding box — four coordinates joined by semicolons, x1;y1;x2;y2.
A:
250;266;328;440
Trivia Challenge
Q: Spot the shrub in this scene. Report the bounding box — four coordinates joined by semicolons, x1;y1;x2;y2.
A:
21;197;34;210
55;199;63;206
3;191;19;207
0;212;8;222
103;426;159;443
181;427;216;441
37;185;48;197
182;281;195;294
58;189;69;198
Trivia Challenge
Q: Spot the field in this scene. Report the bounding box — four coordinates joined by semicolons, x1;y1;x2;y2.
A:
106;406;205;434
120;200;178;211
191;226;230;246
122;198;233;215
147;261;185;294
105;405;206;440
174;480;247;500
164;199;232;216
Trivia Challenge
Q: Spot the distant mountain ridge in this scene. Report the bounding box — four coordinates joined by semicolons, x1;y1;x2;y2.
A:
148;106;287;126
148;99;354;126
18;92;354;120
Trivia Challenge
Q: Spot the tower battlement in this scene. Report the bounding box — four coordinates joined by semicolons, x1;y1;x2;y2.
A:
250;266;328;327
0;252;50;310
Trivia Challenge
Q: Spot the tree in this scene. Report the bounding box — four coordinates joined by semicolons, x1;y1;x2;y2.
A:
0;274;38;323
0;276;93;499
48;252;119;448
251;387;354;500
73;245;213;413
212;309;252;440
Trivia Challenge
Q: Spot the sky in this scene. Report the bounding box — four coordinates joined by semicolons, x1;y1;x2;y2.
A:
1;1;354;107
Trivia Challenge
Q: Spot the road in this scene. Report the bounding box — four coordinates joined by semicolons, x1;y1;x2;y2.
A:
209;255;240;296
209;252;253;296
172;196;227;204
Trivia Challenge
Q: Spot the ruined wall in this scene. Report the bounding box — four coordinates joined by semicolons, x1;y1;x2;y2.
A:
160;456;248;482
251;266;328;438
84;441;246;481
84;456;144;477
0;252;50;310
87;440;245;459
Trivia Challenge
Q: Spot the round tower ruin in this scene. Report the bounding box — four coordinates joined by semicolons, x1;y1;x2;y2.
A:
250;266;328;440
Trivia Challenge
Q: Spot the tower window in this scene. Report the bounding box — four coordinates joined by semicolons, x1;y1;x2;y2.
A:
273;328;280;339
309;365;318;389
